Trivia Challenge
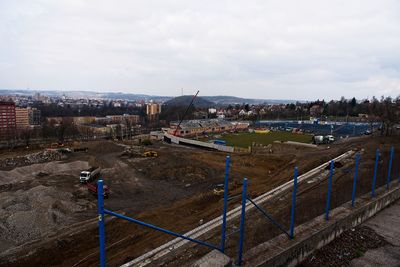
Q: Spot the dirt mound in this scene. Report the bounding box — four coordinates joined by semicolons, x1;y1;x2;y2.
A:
0;161;89;186
86;141;126;154
138;153;218;183
120;146;144;158
0;185;92;252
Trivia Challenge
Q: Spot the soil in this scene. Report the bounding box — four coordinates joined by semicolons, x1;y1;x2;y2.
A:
0;136;398;267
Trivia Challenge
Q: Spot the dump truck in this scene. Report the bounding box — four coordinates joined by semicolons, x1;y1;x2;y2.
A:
79;167;101;183
58;147;72;154
87;182;110;198
313;135;324;145
313;135;335;145
325;135;335;143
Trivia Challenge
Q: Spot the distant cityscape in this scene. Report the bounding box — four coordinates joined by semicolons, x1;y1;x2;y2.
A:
0;90;398;148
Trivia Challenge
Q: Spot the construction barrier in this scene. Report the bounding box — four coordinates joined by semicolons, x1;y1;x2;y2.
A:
97;156;233;266
96;145;397;266
235;146;396;265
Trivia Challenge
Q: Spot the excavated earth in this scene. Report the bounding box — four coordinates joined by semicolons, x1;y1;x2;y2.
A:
0;136;398;267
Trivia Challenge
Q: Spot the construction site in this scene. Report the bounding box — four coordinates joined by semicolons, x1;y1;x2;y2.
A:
0;130;398;266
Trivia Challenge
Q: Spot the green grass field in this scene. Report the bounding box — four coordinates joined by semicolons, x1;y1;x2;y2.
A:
218;132;313;148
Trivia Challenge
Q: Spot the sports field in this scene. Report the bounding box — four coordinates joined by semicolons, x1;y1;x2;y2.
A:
219;131;313;148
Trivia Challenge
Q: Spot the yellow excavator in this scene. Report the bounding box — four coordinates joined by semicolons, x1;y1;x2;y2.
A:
143;151;158;157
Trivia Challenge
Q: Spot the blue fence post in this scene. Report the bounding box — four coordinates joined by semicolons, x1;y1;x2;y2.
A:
237;178;248;266
386;146;394;190
289;167;298;239
371;149;380;197
97;180;106;267
351;153;361;207
220;155;231;253
325;160;334;221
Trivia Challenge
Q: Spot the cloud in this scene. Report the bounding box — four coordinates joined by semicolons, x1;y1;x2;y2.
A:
0;0;399;100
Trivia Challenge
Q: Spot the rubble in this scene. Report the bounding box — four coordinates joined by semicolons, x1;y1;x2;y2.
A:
299;226;388;267
0;150;63;169
120;145;144;158
0;185;93;251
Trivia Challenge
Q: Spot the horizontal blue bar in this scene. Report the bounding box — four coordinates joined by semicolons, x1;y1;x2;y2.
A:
104;209;219;251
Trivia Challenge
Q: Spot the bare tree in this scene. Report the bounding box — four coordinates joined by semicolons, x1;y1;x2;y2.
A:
19;127;32;148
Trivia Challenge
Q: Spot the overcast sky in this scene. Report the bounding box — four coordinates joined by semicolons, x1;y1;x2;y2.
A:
1;0;400;100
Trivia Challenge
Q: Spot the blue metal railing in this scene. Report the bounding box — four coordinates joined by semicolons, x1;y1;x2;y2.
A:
351;153;361;207
104;208;220;250
96;145;396;266
98;180;106;267
387;146;394;189
246;197;292;239
221;155;231;252
97;156;232;266
235;146;396;264
371;149;380;197
289;167;298;239
236;167;299;265
325;160;335;220
237;178;247;266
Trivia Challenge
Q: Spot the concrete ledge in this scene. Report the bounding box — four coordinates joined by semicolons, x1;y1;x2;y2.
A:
244;184;400;267
192;250;232;267
164;133;234;152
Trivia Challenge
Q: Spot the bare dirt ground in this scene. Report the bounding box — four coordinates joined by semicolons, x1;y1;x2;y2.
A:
0;136;398;267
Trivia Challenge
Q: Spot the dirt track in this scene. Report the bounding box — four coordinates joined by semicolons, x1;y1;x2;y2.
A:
0;136;399;267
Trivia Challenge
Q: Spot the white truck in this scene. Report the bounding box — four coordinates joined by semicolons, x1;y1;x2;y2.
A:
313;135;335;145
79;167;101;183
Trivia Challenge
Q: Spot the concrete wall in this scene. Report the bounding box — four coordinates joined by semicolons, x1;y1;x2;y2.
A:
244;184;400;267
164;133;234;153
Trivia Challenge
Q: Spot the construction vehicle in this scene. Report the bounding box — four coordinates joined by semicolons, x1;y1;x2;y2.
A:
58;147;72;154
313;135;335;145
325;135;335;143
87;182;110;198
213;184;224;195
73;147;89;153
312;135;324;144
79;167;101;183
143;151;158;157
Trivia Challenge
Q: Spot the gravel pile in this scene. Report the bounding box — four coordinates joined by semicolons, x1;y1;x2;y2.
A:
0;161;89;186
0;150;63;169
0;185;93;252
299;226;388;266
120;146;144;158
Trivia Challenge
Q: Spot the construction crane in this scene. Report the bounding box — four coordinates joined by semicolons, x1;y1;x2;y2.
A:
173;90;199;136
